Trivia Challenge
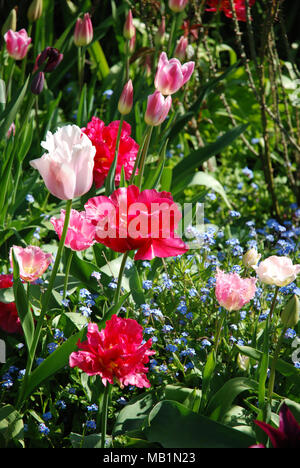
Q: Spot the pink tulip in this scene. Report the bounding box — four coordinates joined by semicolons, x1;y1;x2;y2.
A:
215;268;257;311
4;29;32;60
74;13;93;47
174;36;188;61
50;209;96;251
10;245;53;283
30;125;96;200
254;255;300;287
144;90;172;126
168;0;189;12
154;52;194;95
118;80;133;115
123;10;135;40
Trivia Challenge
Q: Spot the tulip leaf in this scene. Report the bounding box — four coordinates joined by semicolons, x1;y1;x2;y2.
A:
0;76;30;141
145;400;255;448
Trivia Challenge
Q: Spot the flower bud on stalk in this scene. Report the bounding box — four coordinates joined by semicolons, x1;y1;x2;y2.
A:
31;71;44;95
118;80;133;115
242;248;261;269
281;295;299;328
1;7;17;36
174;36;188;61
145;91;172;126
123;10;135;40
74;13;93;47
27;0;43;23
168;0;189;13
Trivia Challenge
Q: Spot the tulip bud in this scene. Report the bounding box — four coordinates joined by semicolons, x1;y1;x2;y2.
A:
1;7;17;37
243;248;261;269
168;0;189;13
145;90;172;126
174;36;188;61
155;16;165;47
123;10;135;40
31;71;44;95
281;295;300;328
35;47;63;73
74;13;93;47
118;80;133;115
27;0;43;23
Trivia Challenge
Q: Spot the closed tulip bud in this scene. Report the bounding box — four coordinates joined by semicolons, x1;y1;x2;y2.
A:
123;10;135;40
74;13;93;47
31;71;44;95
243;248;261;269
168;0;189;13
145;90;172;127
27;0;43;23
2;7;17;36
118;80;133;115
174;36;188;61
155;16;166;47
281;295;299;328
35;47;63;73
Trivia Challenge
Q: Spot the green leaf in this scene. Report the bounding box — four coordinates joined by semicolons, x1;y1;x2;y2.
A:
76;83;87;127
235;345;300;386
206;377;259;422
88;41;110;80
0;404;24;448
145;400;255;448
171;123;248;187
0;76;30;141
11;249;34;354
70;432;103;448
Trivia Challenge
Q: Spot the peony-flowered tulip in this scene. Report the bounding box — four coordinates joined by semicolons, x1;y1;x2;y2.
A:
215;268;257;311
51;209;96;251
74;13;93;47
84;185;189;261
206;0;256;22
250;403;300;448
0;274;22;334
69;315;155;388
30;125;96;200
168;0;189;13
10;245;53;283
144;90;172;127
154;51;194;95
82;118;139;189
4;29;32;60
254;255;300;287
123;9;135;40
118;80;133;115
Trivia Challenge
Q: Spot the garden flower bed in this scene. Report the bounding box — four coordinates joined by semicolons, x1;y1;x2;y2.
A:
0;0;299;451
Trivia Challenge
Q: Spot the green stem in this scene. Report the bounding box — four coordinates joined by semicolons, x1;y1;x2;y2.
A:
101;383;111;448
16;199;73;410
113;251;130;305
63;249;74;301
267;326;287;402
136;125;153;190
78;46;85;92
128;128;148;185
105;115;125;195
269;286;279;321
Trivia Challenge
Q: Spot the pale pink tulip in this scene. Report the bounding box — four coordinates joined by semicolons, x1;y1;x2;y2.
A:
74;13;93;47
51;209;96;251
10;245;53;283
118;80;133;115
154;52;194;95
215;268;257;311
168;0;189;12
4;29;32;60
145;90;172;126
254;256;300;287
30;125;96;200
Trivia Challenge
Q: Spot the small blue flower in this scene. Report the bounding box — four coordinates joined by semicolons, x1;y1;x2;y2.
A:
42;411;52;422
103;89;113;98
165;344;178;353
26;194;35;203
142;280;153;290
39;423;50;435
56;400;66;410
86;404;98;412
86;420;97;430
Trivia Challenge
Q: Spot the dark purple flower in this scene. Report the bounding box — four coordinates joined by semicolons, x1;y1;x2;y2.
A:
31;71;44;95
250;403;300;448
34;47;63;73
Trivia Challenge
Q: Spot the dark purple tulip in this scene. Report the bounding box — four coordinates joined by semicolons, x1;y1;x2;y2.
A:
31;71;44;95
250;403;300;448
36;47;63;73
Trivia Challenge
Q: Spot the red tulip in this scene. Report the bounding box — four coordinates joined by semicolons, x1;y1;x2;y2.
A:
0;275;22;334
84;185;189;261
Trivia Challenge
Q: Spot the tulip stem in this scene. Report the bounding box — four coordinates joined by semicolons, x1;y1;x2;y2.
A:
136;125;153;190
16;199;73;411
113;251;130;305
267;326;287;402
269;286;279;321
63;249;73;301
101;383;111;448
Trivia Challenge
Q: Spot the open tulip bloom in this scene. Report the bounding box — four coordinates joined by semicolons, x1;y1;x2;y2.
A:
84;185;189;260
9;245;53;283
215;268;257;311
254;255;300;287
154;51;195;95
